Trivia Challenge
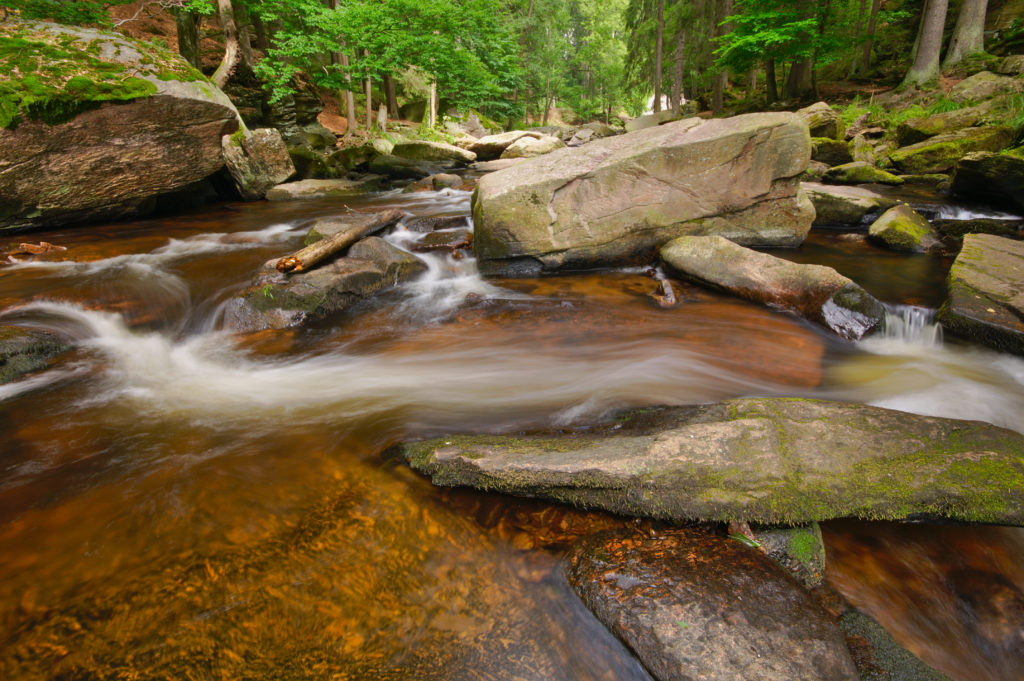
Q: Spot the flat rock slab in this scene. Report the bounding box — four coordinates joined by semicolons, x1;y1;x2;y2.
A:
660;235;885;340
565;527;859;681
472;113;813;275
403;398;1024;525
939;233;1024;355
889;126;1016;175
265;177;385;201
802;182;899;226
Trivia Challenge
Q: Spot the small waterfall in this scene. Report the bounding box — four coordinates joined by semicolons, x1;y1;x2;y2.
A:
879;305;943;347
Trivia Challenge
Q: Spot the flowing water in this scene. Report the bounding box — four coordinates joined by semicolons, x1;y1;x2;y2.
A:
0;190;1022;680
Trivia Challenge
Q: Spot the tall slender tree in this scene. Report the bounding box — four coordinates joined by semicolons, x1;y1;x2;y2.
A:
902;0;949;88
943;0;988;68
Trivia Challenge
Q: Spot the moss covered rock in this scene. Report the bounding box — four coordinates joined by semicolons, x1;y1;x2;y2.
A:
824;161;904;186
868;204;944;253
402;398;1024;525
264;177;385;201
951;149;1024;213
661;235;885;340
0;325;70;384
895;102;994;146
812;137;853;165
948;71;1024;103
221;128;296;200
890;126;1016;174
391;139;476;166
0;20;240;231
938;233;1024;355
797;101;841;139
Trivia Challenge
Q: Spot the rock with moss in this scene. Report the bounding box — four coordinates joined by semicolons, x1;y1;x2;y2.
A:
868;205;944;253
998;55;1024;76
938;233;1024;355
473;114;814;275
824;162;904;186
933;217;1023;240
391;139;476;166
0;20;241;231
500;133;566;158
0;325;70;384
287;146;336;180
896;101;995;146
752;523;826;588
799;160;831;182
801;182;899;226
402;398;1024;525
839;611;954;681
850;134;875;165
950;149;1024;213
890;126;1016;174
797;101;841;139
899;174;951;190
948;71;1024;103
221;128;296;200
565;527;859;681
812;137;853;165
264;176;385;202
661;235;884;339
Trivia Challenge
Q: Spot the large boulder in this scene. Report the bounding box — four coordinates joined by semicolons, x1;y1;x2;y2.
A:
0;20;241;231
501;133;565;158
889;126;1016;174
472;114;814;275
948;71;1024;103
797;102;841;139
951;148;1024;213
402;397;1024;525
801;182;899;226
221;128;296;200
938;233;1024;355
467;131;544;160
867;204;945;254
565;528;859;681
661;235;885;340
811;137;853;165
368;154;445;179
624;110;681;132
391;140;476;166
264;177;385;201
896;101;995;146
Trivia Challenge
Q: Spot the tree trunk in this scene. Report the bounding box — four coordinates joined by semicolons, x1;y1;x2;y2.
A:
383;74;399;119
943;0;988;67
174;10;202;69
712;0;733;115
275;210;405;274
211;0;240;88
673;30;685;116
363;50;372;131
861;0;883;73
250;12;268;51
849;0;867;76
341;51;356;135
543;73;550;125
234;2;256;82
747;67;758;99
903;0;949;88
429;81;438;127
654;0;665;112
785;60;813;99
765;58;778;104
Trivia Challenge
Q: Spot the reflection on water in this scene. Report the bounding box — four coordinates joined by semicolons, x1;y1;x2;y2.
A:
0;190;1022;680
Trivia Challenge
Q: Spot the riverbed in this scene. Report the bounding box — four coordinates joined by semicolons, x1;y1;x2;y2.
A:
1;188;1022;680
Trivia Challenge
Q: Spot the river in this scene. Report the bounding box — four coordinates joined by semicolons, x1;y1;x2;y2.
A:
0;188;1022;680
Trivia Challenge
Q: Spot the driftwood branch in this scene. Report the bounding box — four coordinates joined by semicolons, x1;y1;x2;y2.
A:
276;209;404;274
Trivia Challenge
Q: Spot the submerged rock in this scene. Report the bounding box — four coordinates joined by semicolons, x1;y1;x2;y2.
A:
823;162;904;186
264;177;385;202
0;326;70;384
802;182;899;226
565;527;859;681
0;20;241;231
868;205;944;253
473;114;813;275
221;128;296;200
950;149;1024;213
661;235;885;340
890;126;1016;174
938;233;1024;355
402;397;1024;525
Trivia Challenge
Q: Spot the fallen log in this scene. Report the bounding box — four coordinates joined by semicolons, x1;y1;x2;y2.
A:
275;209;404;274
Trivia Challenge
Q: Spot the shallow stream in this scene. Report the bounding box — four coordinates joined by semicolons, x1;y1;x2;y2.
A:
0;189;1022;680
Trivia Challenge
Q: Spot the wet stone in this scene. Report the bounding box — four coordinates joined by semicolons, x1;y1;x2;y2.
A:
565;527;859;681
0;326;70;384
411;228;473;253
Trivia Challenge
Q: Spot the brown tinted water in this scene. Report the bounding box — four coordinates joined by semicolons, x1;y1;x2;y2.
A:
0;191;1022;680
